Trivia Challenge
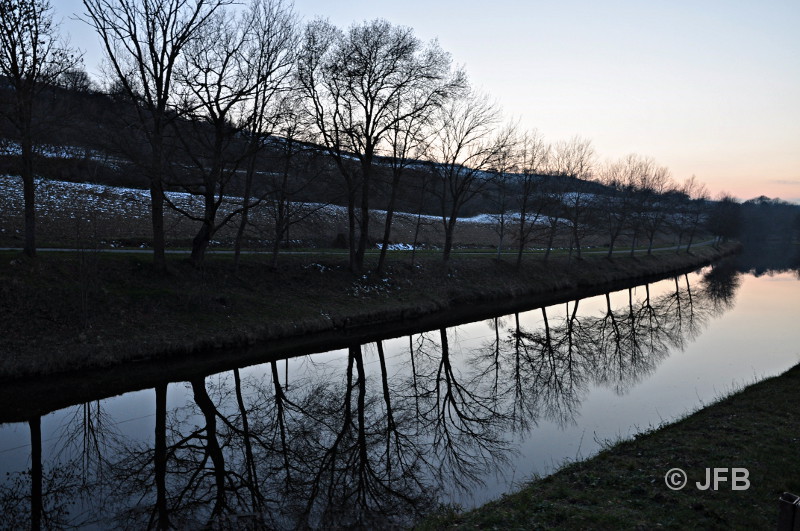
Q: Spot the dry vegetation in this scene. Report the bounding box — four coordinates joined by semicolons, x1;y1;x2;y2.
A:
0;175;668;252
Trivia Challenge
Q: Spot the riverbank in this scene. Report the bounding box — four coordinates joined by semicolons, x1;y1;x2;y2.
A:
0;244;737;382
425;361;800;529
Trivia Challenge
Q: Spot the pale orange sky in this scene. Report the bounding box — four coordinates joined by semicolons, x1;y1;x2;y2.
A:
61;0;800;202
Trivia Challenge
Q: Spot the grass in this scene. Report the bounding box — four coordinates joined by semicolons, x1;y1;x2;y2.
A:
0;243;735;382
420;363;800;529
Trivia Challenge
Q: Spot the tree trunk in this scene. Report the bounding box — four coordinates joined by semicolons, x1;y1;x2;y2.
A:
234;151;257;272
377;167;403;274
191;378;227;518
30;416;42;531
516;207;527;269
271;207;285;269
190;220;212;266
347;189;357;271
149;122;168;273
607;228;618;259
543;225;556;263
14;84;37;258
233;368;261;511
443;218;456;262
355;162;372;272
411;211;423;267
685;226;696;253
20;131;37;258
496;215;505;260
191;177;217;267
154;384;170;530
572;223;582;260
150;181;167;272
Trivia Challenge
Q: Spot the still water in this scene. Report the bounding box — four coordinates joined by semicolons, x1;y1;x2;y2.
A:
1;260;798;528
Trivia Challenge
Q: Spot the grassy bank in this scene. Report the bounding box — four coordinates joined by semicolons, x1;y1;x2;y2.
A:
424;362;800;530
0;244;736;381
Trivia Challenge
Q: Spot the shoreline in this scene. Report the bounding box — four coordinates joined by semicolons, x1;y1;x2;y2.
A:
426;361;800;529
1;243;738;390
1;244;737;421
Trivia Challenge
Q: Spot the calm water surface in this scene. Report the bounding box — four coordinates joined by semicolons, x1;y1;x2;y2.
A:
1;262;798;528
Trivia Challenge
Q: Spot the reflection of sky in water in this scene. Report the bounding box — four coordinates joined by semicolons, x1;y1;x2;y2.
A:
474;270;800;508
1;268;798;524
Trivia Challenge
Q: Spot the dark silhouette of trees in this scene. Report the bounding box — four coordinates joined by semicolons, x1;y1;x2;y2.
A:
740;196;799;246
167;1;297;267
297;18;464;271
539;177;567;263
513;129;550;268
173;6;256;266
638;164;674;255
486;123;520;259
551;136;595;260
153;383;169;529
409;328;512;489
262;104;331;268
596;155;644;258
677;175;709;253
0;0;80;257
701;261;740;313
429;91;510;261
228;0;298;270
706;193;742;246
57;67;93;93
376;93;434;273
82;0;231;272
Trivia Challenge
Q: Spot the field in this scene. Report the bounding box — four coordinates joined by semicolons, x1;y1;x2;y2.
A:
0;174;649;253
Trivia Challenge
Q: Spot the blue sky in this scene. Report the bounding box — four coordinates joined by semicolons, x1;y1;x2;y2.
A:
58;0;800;202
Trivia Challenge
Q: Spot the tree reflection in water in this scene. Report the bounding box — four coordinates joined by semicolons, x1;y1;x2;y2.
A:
0;269;743;528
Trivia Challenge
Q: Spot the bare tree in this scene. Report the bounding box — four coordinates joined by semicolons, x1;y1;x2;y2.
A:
539;177;567;263
171;6;255;266
486;123;520;259
263;100;330;268
596;154;651;258
57;67;93;92
170;1;296;267
0;0;80;257
298;18;464;271
409;172;437;267
551;136;596;260
638;164;674;254
82;0;231;272
375;96;433;274
706;192;742;247
514;129;550;267
428;91;509;262
679;175;709;253
232;0;298;269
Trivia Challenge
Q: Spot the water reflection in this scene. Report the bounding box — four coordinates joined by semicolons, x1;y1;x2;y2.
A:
734;237;800;277
0;268;755;528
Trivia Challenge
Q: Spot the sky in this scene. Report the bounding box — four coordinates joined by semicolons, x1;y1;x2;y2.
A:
57;0;800;203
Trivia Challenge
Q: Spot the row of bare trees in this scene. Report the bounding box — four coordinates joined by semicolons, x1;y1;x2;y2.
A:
2;0;729;273
466;136;716;267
